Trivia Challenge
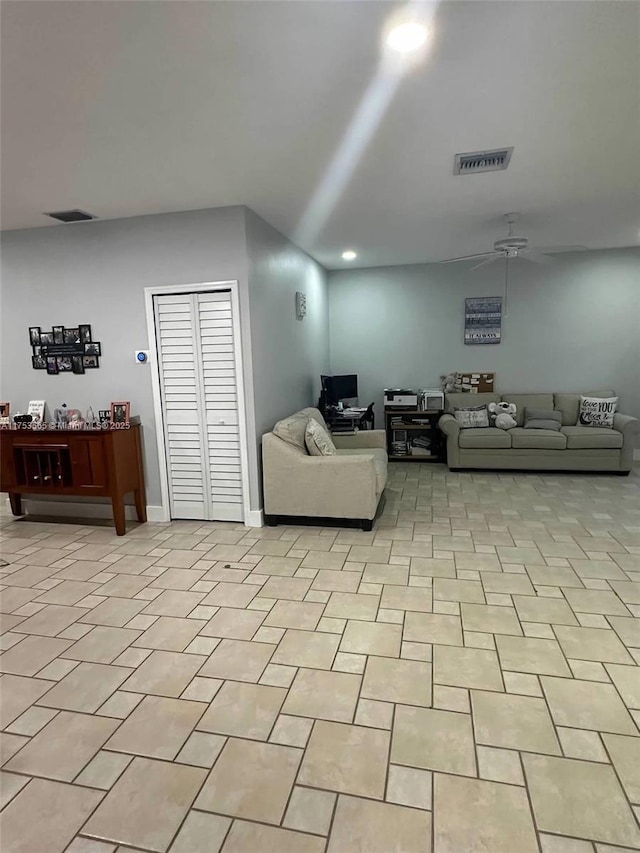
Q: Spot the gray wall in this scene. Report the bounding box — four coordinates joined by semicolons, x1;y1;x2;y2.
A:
329;248;640;421
0;207;250;508
0;204;329;517
244;208;330;495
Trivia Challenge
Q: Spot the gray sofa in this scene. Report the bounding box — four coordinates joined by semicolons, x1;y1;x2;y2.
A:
439;390;639;473
262;407;388;529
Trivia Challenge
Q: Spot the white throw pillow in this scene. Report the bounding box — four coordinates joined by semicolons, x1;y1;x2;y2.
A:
305;418;337;456
578;396;618;429
454;405;490;429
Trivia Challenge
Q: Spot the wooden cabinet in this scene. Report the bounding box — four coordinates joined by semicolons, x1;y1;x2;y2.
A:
0;425;146;535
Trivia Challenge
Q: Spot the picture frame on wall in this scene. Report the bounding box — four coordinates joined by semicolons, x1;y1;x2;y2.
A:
29;327;41;346
57;356;73;372
40;331;54;346
110;401;130;425
64;328;80;345
32;354;46;369
464;296;502;345
72;356;85;375
46;357;58;375
79;324;92;343
53;325;65;345
84;342;101;356
83;355;99;369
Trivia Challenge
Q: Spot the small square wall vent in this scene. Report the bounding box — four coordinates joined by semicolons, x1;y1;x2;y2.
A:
45;209;97;223
454;147;513;175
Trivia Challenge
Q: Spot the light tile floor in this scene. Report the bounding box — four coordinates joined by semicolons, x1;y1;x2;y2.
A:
1;462;640;852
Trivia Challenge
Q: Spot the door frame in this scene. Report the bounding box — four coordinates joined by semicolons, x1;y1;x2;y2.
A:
144;280;254;526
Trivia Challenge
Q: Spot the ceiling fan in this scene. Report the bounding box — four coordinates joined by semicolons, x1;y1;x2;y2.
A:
441;213;587;270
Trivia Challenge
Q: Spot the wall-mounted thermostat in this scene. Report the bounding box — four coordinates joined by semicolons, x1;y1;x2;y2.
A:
135;350;149;364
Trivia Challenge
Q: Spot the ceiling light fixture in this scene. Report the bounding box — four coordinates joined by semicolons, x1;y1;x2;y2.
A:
386;21;429;54
342;250;357;261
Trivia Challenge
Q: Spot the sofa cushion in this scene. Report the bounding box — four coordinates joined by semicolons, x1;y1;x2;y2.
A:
554;391;616;426
561;426;623;449
501;395;554;427
509;428;567;449
459;427;512;449
445;393;500;413
336;448;387;495
273;412;309;450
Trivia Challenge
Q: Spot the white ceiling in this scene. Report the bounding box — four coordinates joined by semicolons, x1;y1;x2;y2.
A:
2;0;639;268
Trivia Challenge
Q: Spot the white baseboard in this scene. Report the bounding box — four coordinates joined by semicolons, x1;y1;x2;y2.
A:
245;507;264;527
4;497;165;523
146;505;170;523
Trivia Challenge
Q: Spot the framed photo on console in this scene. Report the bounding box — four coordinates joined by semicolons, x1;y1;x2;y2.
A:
110;401;130;425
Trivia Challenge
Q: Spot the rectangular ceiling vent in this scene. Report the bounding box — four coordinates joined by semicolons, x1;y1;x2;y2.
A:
454;147;513;175
45;209;97;223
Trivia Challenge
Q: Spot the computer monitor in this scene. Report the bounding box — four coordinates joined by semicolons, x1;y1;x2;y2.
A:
321;374;358;406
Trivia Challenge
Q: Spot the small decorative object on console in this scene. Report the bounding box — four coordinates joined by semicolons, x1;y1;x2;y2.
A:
110;401;131;425
54;404;69;426
488;401;517;430
68;410;85;429
13;413;33;425
27;401;46;423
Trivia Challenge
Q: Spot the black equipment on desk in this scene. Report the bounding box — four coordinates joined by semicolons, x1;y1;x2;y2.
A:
320;374;358;408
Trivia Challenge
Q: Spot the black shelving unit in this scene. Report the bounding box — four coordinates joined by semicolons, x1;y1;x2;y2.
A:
384;408;445;463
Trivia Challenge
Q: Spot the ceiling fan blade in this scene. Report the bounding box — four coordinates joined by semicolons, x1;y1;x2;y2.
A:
441;252;497;264
521;251;553;265
470;255;500;270
534;245;588;253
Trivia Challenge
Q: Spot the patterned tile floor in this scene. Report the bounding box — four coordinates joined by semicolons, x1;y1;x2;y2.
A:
1;463;640;853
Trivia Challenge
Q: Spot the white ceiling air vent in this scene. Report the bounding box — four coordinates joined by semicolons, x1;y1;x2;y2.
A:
453;147;513;175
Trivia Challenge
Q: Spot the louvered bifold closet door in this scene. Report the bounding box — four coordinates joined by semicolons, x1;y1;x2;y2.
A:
197;292;244;522
155;294;209;520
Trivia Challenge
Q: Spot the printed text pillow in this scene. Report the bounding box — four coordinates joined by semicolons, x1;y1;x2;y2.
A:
578;396;618;429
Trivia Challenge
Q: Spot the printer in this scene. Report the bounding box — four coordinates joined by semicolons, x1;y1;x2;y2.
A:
384;388;418;408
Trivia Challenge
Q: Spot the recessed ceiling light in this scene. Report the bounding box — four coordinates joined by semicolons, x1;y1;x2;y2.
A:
342;250;357;261
386;22;429;54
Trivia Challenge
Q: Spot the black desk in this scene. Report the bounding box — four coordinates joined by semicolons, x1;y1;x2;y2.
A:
324;408;374;432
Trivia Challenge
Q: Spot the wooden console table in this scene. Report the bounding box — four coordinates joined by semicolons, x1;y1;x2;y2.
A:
0;425;146;535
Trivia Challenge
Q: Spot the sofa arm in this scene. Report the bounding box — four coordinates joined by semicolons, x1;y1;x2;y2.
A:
438;413;461;469
613;413;639;471
613;413;640;439
263;444;379;519
332;429;386;450
438;414;460;438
